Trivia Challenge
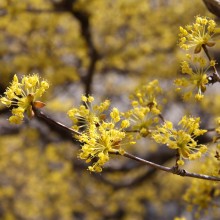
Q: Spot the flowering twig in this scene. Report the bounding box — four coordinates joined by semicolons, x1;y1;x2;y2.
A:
111;151;220;181
33;105;220;181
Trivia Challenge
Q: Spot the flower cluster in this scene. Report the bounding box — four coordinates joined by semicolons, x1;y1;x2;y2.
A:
175;55;215;101
68;95;110;131
183;156;220;216
152;116;207;165
215;117;220;134
0;74;49;124
178;16;216;53
124;80;162;137
68;95;135;172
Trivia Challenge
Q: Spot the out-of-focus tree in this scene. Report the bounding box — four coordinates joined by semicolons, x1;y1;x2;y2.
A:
0;0;220;220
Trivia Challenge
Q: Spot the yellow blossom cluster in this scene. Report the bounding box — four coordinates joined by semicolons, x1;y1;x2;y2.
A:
175;55;215;101
124;80;162;137
67;95;110;131
215;117;220;134
68;95;135;172
178;16;216;53
0;74;49;124
174;217;186;220
183;155;220;217
152;116;207;165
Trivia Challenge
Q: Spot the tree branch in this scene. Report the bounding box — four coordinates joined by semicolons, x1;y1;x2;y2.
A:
202;44;220;83
32;106;81;140
111;151;220;181
71;10;99;96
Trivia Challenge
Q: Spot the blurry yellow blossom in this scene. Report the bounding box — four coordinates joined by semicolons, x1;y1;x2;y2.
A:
68;96;135;172
178;16;216;53
183;156;220;214
215;117;220;134
0;74;49;124
174;217;186;220
152;116;207;165
175;55;213;101
124;80;162;137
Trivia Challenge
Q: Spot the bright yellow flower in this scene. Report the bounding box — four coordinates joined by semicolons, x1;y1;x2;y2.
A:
79;121;128;172
152;116;207;165
67;95;110;131
183;155;220;212
178;16;216;53
0;74;49;124
68;96;135;172
124;80;162;137
175;55;213;101
215;117;220;134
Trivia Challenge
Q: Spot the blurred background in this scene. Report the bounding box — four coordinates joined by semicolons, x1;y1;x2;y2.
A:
0;0;219;219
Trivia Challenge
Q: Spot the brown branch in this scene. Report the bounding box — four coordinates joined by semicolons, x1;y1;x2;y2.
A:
158;113;165;123
51;1;100;95
202;44;212;61
202;44;220;83
94;148;174;189
111;151;220;181
206;127;217;132
71;10;99;96
203;0;220;18
32;106;81;140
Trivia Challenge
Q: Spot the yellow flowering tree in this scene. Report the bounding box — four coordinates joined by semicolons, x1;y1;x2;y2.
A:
1;1;220;220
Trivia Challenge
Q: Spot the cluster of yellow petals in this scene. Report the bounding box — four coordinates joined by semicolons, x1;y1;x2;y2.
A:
152;116;207;165
0;74;49;124
67;95;110;131
124;80;162;137
175;55;215;101
68;95;135;172
178;16;216;53
183;156;220;217
215;117;220;134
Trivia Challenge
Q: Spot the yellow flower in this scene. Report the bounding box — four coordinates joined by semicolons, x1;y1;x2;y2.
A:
124;80;162;137
68;96;135;172
175;55;212;101
183;156;220;212
215;117;220;134
67;95;110;131
178;16;216;53
0;74;49;124
110;108;120;123
152;116;207;165
79;121;128;172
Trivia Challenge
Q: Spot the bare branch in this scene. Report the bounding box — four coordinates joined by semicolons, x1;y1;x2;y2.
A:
32;106;81;138
111;151;220;181
203;0;220;17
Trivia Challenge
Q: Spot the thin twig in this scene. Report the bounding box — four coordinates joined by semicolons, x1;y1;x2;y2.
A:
202;44;212;61
111;151;220;181
202;44;220;82
206;127;216;132
32;106;81;136
71;10;99;96
158;113;165;123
